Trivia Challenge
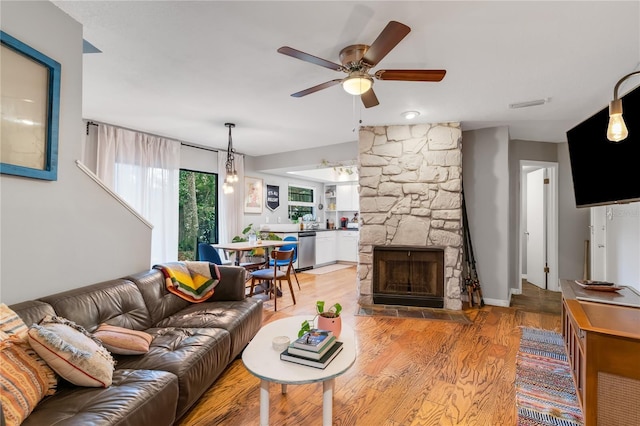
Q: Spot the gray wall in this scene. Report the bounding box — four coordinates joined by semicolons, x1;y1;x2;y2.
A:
462;127;511;305
557;142;590;280
461;134;589;305
508;140;558;292
0;2;152;305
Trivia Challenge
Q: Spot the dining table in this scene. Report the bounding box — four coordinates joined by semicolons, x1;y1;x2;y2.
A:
211;240;298;267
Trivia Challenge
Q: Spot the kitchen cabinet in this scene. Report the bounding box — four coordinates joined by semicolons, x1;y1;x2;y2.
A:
336;184;359;211
337;231;359;262
324;185;337;211
315;231;337;266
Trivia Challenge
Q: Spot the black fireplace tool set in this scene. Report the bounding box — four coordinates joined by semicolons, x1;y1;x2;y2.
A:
462;191;485;307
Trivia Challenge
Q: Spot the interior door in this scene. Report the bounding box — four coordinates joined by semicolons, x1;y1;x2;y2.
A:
526;168;546;288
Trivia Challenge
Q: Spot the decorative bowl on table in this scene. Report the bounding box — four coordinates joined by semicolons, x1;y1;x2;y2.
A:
272;336;290;351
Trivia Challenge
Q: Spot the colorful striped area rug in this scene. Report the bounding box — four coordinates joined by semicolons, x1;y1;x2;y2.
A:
516;327;584;426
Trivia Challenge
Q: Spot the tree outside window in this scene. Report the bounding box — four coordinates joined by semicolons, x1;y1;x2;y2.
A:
178;169;218;260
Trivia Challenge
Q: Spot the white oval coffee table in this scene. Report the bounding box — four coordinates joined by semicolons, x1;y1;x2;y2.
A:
242;315;356;426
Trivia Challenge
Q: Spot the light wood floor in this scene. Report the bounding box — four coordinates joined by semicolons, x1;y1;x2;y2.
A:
178;265;561;426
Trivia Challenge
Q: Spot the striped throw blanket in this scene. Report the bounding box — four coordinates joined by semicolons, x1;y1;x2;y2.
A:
154;261;220;303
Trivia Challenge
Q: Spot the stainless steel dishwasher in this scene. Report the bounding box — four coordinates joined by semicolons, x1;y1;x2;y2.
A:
297;231;316;271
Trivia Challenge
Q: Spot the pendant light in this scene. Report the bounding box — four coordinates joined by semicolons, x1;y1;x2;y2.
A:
222;123;238;194
607;71;640;142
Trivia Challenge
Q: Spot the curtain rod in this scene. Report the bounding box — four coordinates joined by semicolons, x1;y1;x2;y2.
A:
85;119;238;155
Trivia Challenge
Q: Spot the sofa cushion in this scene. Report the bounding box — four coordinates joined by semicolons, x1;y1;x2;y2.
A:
22;369;179;426
155;299;263;359
28;316;115;388
9;300;56;330
127;265;249;327
94;324;153;355
38;279;152;332
115;327;231;419
127;270;190;326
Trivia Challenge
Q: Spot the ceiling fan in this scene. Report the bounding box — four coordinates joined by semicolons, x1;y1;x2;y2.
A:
277;21;446;108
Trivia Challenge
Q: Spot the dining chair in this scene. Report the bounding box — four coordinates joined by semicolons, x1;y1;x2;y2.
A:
249;249;295;311
269;236;300;289
197;243;233;265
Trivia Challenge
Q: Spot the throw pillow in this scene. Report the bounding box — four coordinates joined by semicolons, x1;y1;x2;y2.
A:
0;339;58;426
0;303;28;341
28;316;115;388
0;304;57;426
93;324;153;355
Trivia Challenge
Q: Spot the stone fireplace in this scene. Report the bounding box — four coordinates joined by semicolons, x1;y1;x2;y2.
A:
358;124;463;310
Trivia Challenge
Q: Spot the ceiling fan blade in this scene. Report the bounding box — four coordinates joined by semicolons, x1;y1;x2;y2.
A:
361;88;379;108
361;21;411;67
291;79;343;98
277;46;343;71
374;69;447;82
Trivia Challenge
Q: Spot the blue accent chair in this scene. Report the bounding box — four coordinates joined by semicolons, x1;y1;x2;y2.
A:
197;243;232;265
270;236;300;289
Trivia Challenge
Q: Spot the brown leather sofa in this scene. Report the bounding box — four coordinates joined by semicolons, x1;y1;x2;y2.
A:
8;265;263;426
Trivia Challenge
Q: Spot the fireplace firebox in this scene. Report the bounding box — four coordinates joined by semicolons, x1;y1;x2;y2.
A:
372;246;445;308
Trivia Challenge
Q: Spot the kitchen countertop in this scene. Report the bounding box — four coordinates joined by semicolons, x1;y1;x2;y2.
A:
260;224;359;233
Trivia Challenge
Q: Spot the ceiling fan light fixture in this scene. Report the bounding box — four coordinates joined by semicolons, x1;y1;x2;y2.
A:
402;110;420;120
342;72;373;95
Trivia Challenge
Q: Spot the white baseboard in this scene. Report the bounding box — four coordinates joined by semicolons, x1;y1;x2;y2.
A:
510;288;522;296
521;274;527;279
482;297;510;307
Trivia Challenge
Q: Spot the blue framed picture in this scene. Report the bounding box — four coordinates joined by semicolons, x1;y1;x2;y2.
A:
0;31;61;181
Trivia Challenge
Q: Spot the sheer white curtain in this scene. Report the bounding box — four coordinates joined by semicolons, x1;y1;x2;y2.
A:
217;151;244;244
97;124;180;265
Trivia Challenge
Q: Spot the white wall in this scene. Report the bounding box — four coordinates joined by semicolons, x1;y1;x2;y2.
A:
604;203;640;292
0;2;151;305
241;167;324;232
462;127;511;305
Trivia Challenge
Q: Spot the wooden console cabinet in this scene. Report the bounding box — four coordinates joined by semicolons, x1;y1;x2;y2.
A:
560;279;640;426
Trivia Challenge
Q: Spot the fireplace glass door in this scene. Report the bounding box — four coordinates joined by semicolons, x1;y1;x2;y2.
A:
372;246;444;307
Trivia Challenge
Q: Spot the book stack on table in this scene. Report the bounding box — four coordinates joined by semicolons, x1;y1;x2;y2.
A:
280;329;343;369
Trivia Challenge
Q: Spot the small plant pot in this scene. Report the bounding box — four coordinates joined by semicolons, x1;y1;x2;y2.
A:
317;314;341;339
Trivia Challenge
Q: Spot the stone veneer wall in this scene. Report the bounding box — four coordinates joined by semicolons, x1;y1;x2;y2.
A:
358;123;463;310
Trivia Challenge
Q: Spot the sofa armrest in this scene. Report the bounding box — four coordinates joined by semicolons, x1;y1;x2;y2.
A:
208;265;246;301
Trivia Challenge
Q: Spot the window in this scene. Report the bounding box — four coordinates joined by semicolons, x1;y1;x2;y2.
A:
178;169;218;260
288;185;314;221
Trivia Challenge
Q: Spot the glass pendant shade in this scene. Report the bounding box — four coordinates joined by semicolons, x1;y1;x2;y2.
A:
342;74;372;95
607;71;640;142
224;123;237;190
607;99;628;142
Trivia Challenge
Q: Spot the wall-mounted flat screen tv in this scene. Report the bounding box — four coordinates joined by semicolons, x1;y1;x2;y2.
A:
566;85;640;208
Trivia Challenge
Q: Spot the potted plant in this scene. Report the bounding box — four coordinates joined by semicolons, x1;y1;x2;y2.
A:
298;301;342;338
232;224;281;261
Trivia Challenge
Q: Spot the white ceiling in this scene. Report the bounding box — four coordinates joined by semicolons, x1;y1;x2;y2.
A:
53;1;640;157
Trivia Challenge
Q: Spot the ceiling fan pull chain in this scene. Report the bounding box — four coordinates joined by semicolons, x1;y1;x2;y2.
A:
352;95;357;132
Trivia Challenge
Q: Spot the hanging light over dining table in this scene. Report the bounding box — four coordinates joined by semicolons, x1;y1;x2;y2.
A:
222;122;238;194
